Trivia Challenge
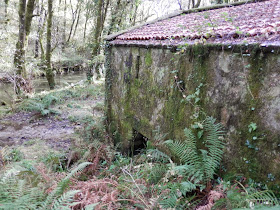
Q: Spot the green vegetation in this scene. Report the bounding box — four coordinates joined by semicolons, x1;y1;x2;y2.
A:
1;81;279;209
0;161;91;209
1;0;279;209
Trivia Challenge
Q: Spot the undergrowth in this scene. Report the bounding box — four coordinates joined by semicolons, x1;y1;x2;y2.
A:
18;83;104;116
0;83;279;209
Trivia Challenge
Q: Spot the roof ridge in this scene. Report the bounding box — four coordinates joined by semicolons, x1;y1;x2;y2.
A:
105;0;268;41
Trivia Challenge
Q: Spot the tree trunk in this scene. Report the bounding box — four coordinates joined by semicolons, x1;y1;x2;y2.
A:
25;0;36;39
46;0;55;89
66;0;80;43
131;0;139;26
188;0;191;9
83;15;89;42
102;0;110;29
14;0;27;77
72;6;81;39
177;0;182;10
4;0;9;25
192;0;195;8
107;0;121;35
14;0;36;78
83;0;91;42
62;0;67;51
35;0;45;58
88;0;103;80
194;0;202;8
116;1;129;30
39;11;47;61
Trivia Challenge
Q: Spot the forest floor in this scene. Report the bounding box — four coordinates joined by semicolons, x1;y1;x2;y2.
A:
0;81;104;161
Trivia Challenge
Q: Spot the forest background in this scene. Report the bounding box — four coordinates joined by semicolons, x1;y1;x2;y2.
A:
0;0;242;89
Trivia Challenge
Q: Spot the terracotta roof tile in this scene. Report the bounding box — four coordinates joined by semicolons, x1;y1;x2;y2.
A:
112;0;280;46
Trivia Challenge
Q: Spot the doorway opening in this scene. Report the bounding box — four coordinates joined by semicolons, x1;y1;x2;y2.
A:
130;129;148;156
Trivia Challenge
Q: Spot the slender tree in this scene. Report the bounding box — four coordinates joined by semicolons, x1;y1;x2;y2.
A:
194;0;202;8
107;0;121;35
14;0;27;77
67;0;82;43
83;0;93;42
39;10;47;61
4;0;9;25
88;0;109;80
35;0;45;58
45;0;55;89
62;0;67;51
14;0;36;78
72;5;82;39
25;0;36;39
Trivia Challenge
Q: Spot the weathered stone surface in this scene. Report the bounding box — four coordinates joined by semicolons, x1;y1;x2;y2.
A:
105;44;280;190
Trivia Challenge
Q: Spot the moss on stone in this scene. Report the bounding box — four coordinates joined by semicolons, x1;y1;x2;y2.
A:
223;49;280;191
107;45;280;192
144;49;153;67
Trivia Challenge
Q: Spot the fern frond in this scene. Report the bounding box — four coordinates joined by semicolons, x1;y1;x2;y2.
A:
148;163;168;184
0;168;45;210
203;116;225;181
42;94;58;108
159;193;177;209
40;162;92;210
51;190;80;210
65;162;92;180
0;146;9;165
165;116;225;186
172;164;201;183
247;190;279;206
146;149;170;163
164;139;200;167
180;181;197;196
20;94;59;116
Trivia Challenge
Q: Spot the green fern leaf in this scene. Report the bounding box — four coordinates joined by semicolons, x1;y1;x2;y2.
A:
51;190;80;210
146;149;170;163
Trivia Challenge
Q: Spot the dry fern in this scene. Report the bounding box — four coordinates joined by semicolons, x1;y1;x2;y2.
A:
71;177;120;209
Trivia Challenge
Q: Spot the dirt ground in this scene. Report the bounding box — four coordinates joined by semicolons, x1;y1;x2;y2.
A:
0;111;76;148
0;92;104;159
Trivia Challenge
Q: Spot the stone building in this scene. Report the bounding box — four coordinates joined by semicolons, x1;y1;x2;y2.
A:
105;0;280;188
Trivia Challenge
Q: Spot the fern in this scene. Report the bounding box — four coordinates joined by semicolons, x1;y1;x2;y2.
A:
146;149;170;163
51;190;80;210
0;166;45;210
159;193;178;209
165;116;225;185
40;162;92;209
0;161;91;210
148;163;168;184
65;162;92;179
20;94;59;116
214;181;279;209
246;189;279;208
203;117;225;181
84;203;99;210
179;181;197;196
158;182;195;209
0;146;9;166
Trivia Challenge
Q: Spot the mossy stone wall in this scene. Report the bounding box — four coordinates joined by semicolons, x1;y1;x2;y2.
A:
105;44;280;189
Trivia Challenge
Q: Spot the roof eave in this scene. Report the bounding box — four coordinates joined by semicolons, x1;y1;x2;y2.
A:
105;10;183;41
105;0;267;41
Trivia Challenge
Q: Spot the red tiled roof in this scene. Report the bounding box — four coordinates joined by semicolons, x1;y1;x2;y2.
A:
110;0;280;46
